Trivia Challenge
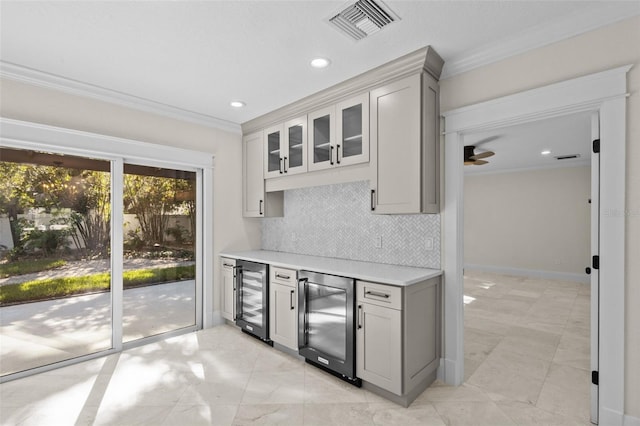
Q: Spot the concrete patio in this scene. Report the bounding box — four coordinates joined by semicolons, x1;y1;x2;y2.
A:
0;280;196;376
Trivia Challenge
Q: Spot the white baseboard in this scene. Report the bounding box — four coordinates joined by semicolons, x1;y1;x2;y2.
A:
441;357;463;386
625;413;640;426
600;407;625;426
210;311;226;327
464;264;589;284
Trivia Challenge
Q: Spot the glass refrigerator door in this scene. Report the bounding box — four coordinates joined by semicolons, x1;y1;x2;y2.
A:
305;283;347;361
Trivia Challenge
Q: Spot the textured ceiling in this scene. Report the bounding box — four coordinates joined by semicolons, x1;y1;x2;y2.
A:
1;1;638;126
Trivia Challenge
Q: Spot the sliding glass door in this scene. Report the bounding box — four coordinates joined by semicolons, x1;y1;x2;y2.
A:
0;144;203;379
0;147;112;376
122;164;197;342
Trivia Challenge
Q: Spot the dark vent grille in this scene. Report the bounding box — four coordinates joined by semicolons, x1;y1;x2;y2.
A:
554;154;581;160
329;0;396;41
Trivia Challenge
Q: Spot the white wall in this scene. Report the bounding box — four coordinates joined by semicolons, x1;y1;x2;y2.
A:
0;78;262;320
464;167;590;281
440;15;640;418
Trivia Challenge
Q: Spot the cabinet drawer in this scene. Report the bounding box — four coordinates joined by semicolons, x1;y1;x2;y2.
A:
357;281;402;310
270;266;297;288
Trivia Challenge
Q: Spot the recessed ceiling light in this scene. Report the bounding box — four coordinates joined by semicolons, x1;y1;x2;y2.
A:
310;58;331;68
230;101;245;108
541;150;551;155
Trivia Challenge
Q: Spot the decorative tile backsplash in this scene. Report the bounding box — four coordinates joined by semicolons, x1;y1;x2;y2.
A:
261;181;440;269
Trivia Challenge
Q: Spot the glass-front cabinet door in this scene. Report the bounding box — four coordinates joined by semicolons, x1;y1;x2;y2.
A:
308;93;369;172
264;124;284;179
307;105;336;172
337;93;369;166
283;116;307;176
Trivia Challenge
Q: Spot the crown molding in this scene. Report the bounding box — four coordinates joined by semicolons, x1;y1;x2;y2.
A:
242;46;442;134
0;61;242;135
441;8;640;79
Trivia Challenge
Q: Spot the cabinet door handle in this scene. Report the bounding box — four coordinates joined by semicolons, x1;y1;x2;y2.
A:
336;144;341;164
370;189;376;211
259;199;263;215
330;146;334;165
357;305;363;329
279;157;283;174
290;289;295;310
275;273;290;280
284;156;288;173
365;290;390;299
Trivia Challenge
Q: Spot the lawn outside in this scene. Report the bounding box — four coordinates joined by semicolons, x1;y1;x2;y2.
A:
0;259;67;278
0;258;195;306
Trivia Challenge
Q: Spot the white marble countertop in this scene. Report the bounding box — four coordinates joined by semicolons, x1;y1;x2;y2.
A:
219;250;442;286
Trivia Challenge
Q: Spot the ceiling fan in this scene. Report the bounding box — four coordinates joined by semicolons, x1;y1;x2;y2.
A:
463;136;497;166
464;146;495;165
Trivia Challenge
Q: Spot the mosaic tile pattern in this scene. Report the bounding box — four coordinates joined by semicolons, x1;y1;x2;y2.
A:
262;181;440;269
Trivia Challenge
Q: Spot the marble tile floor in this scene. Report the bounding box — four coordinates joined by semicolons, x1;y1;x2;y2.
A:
0;272;592;425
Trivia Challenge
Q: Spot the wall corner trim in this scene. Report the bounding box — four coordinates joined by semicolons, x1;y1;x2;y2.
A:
0;61;242;135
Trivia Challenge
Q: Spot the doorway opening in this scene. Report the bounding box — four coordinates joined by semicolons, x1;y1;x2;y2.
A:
460;111;595;423
441;65;629;425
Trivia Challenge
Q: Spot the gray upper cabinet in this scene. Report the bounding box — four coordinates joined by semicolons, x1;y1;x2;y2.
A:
308;93;369;172
265;117;308;179
369;72;440;214
242;46;443;209
243;131;283;217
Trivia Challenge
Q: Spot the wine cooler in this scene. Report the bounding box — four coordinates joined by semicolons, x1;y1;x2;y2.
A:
235;260;271;343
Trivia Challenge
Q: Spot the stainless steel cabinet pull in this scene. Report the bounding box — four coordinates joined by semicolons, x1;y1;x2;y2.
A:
279;157;283;174
223;263;233;268
290;290;295;310
284;156;288;173
358;305;363;329
370;189;376;211
330;146;334;165
337;144;341;164
259;199;263;215
365;290;390;299
276;273;290;280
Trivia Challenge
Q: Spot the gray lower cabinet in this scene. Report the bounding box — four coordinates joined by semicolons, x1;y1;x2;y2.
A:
357;287;402;394
356;277;441;406
221;257;236;321
269;266;298;351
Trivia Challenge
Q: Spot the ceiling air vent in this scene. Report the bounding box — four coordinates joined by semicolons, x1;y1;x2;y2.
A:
555;154;581;160
328;0;398;41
